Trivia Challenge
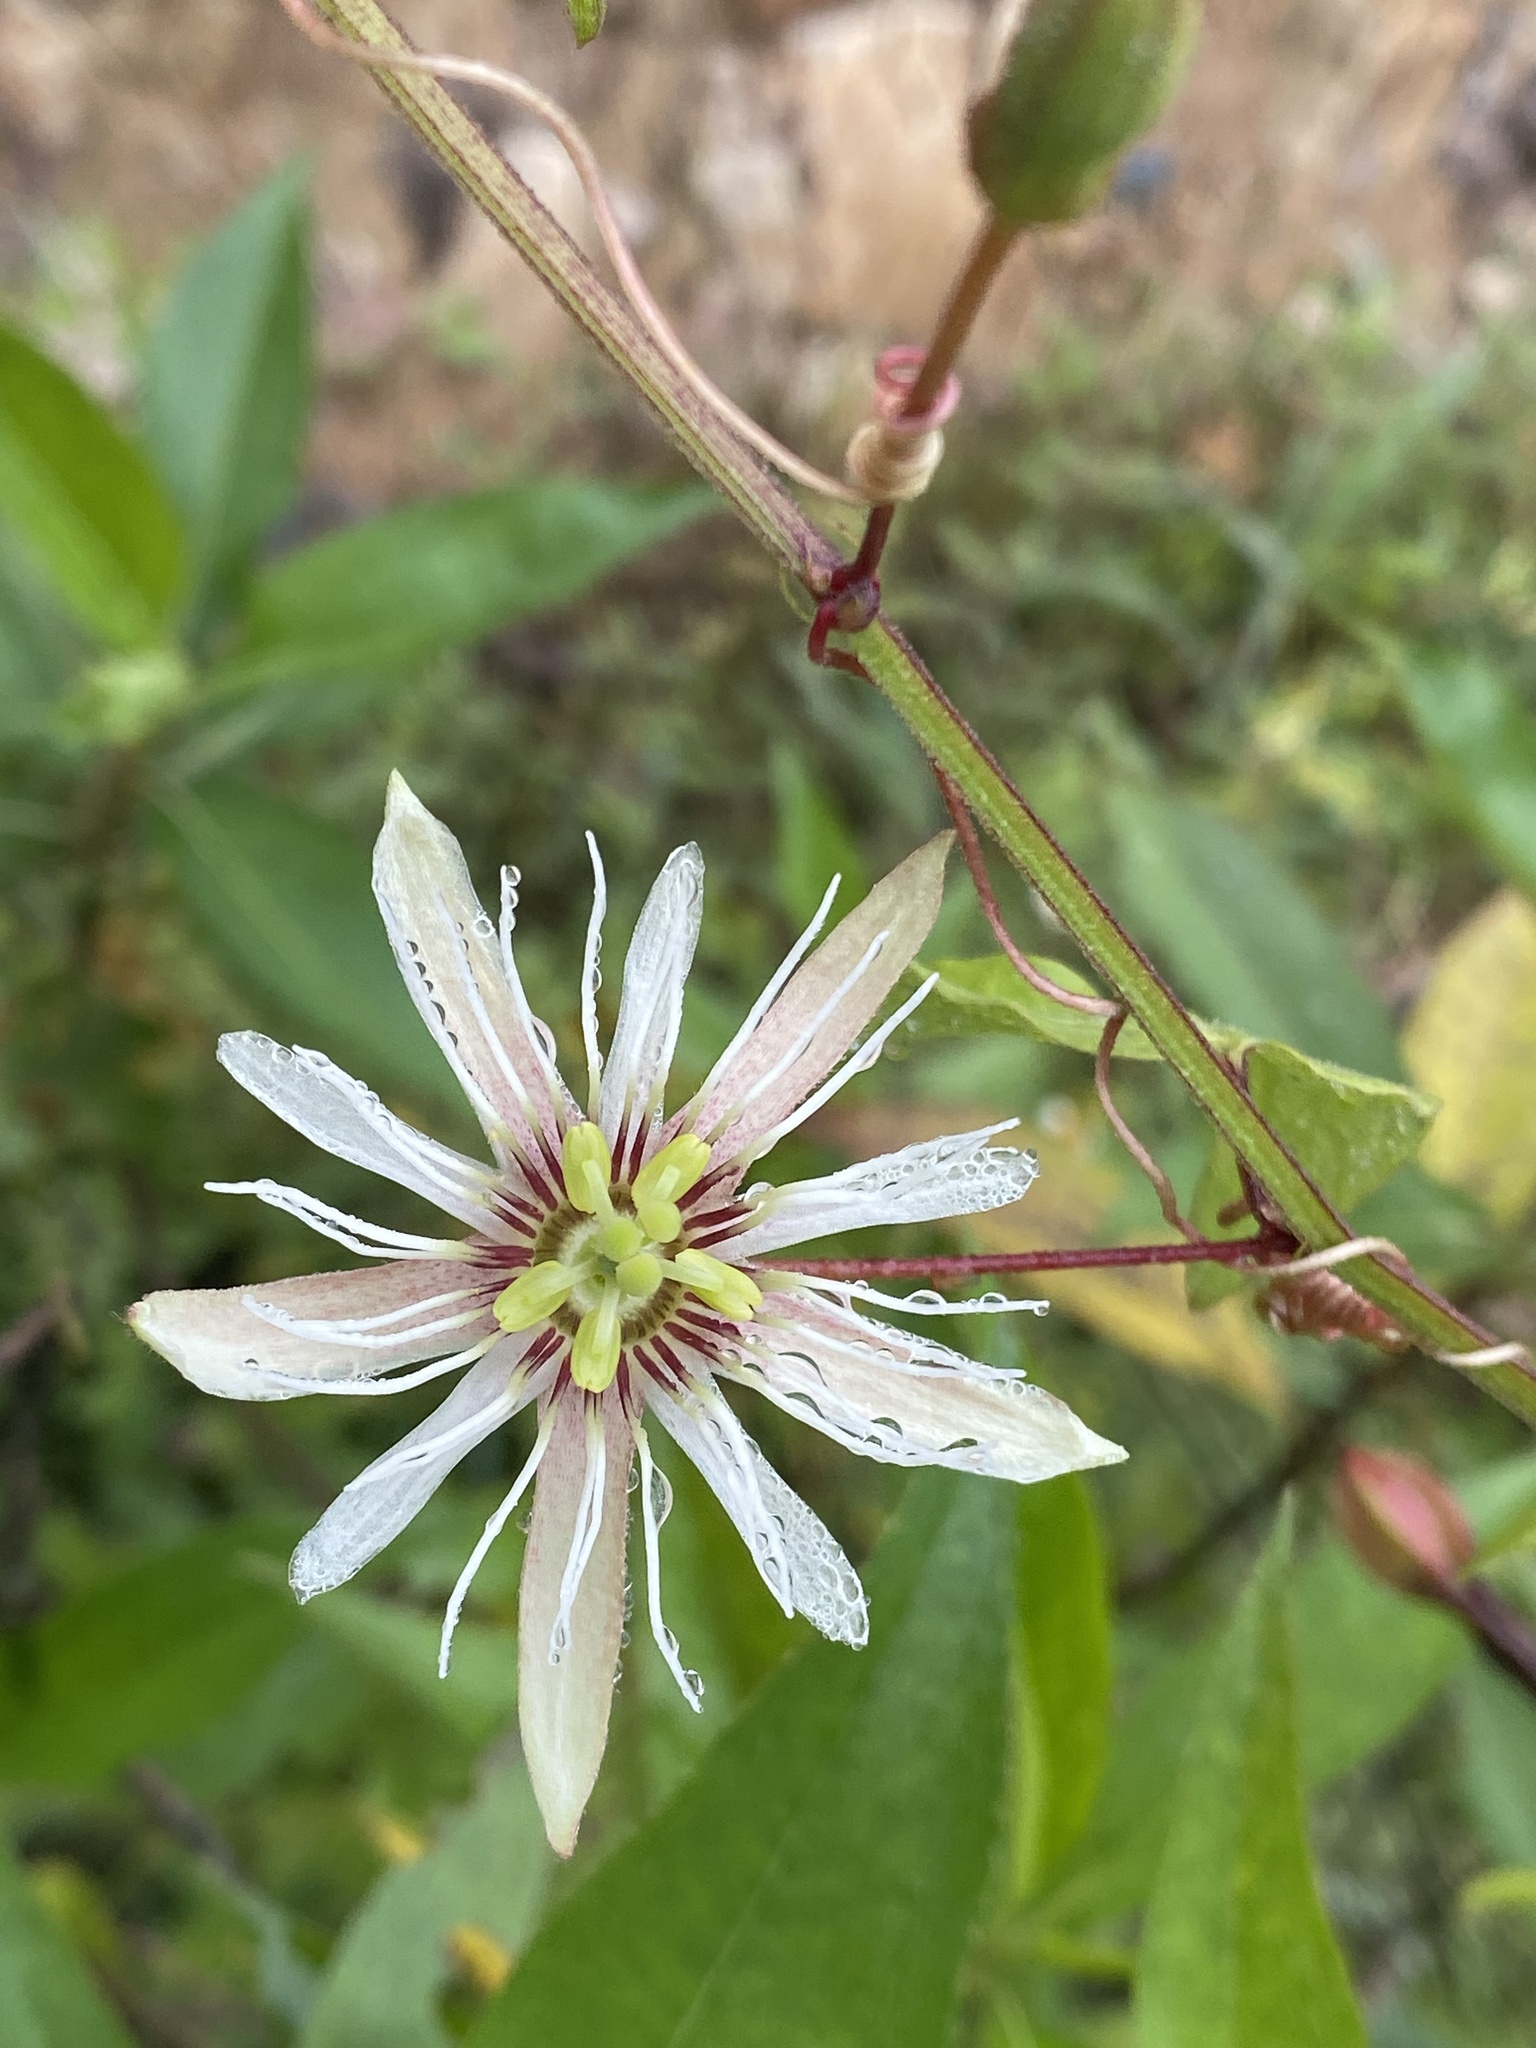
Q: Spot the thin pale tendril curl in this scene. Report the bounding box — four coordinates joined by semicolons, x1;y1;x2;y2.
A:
275;0;952;506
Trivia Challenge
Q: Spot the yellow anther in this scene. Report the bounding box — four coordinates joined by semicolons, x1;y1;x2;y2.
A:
494;1261;574;1332
668;1249;762;1323
571;1289;623;1391
597;1215;646;1262
563;1122;614;1217
632;1135;711;1243
634;1194;682;1246
615;1251;664;1302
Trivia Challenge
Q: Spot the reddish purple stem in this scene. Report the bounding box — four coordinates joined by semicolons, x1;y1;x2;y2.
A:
774;1236;1279;1281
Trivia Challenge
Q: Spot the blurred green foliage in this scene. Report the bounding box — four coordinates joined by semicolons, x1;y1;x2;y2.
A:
3;164;1536;2046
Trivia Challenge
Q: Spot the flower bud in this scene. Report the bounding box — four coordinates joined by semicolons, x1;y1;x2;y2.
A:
1332;1446;1475;1600
968;0;1203;227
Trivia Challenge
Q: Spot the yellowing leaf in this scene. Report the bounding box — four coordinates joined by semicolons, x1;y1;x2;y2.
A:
1460;1867;1536;1920
1404;888;1536;1224
824;1105;1284;1415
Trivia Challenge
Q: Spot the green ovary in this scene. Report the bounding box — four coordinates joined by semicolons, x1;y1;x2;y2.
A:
492;1123;760;1394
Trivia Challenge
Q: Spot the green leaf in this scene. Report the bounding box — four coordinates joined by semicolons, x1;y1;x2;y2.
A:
1457;1661;1536;1868
0;322;183;647
1013;1475;1112;1888
0;1833;135;2048
1032;1638;1210;1931
156;775;462;1112
469;1472;1013;2048
1461;1449;1536;1563
771;744;869;931
1134;1506;1367;2048
300;1765;549;2048
1290;1540;1468;1784
1187;1038;1437;1306
1038;1540;1468;1932
223;481;710;688
1104;784;1400;1078
902;953;1162;1058
1396;654;1536;901
140;161;311;615
0;1520;301;1786
301;1591;516;1746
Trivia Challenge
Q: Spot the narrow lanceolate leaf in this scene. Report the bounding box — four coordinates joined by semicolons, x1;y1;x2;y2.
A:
1135;1507;1367;2048
1035;1540;1467;1933
156;776;463;1113
468;1473;1014;2048
0;323;183;647
0;1521;300;1786
222;480;709;687
0;1834;134;2048
140;160;311;616
1012;1475;1112;1889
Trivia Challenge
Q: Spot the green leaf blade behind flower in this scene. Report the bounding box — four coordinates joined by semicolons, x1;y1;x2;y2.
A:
0;323;184;648
0;1833;136;2048
140;160;312;620
1013;1475;1113;1888
902;952;1162;1057
0;1520;301;1787
469;1472;1013;2048
156;776;464;1115
1134;1506;1368;2048
223;480;712;688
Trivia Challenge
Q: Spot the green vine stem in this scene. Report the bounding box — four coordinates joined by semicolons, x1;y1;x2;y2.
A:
304;0;1536;1429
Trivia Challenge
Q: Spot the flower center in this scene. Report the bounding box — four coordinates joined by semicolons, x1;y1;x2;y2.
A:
491;1123;760;1394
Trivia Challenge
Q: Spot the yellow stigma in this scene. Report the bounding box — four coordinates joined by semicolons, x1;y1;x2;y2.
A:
494;1261;574;1331
563;1122;615;1217
597;1214;646;1262
615;1250;663;1302
631;1133;712;1242
571;1288;623;1391
667;1248;762;1323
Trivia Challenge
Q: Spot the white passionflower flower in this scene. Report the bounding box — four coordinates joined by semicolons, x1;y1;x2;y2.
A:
130;776;1123;1854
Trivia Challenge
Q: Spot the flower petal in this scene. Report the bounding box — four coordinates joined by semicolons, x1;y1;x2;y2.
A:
518;1388;633;1856
728;1290;1126;1483
641;1360;867;1645
721;1123;1037;1258
218;1033;502;1233
373;775;568;1169
128;1262;493;1400
598;844;704;1155
682;835;949;1159
289;1337;546;1600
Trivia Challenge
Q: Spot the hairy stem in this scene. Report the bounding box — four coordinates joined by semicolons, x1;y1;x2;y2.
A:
301;0;1536;1431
